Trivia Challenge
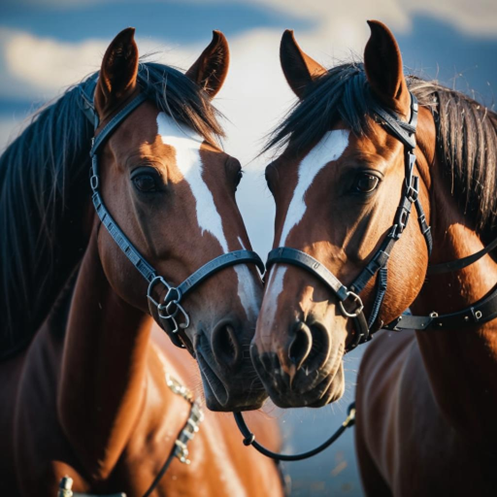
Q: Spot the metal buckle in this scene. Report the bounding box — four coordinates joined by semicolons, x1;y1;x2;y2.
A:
338;291;364;318
397;206;411;233
405;174;419;203
147;276;191;334
90;174;99;191
158;299;190;333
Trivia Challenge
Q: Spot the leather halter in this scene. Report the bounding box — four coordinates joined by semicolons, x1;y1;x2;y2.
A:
234;94;497;465
266;93;432;351
266;91;497;348
80;77;264;348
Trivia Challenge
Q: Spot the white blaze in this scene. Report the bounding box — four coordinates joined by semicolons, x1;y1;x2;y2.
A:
157;112;259;318
157;112;228;251
278;129;350;245
259;266;287;335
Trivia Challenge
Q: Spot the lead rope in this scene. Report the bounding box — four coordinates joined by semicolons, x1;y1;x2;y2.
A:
233;402;356;462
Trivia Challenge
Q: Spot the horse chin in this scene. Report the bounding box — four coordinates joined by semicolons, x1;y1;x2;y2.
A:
196;343;267;412
253;349;345;408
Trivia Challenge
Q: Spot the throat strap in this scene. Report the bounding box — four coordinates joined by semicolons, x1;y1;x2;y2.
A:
386;284;497;331
428;236;497;275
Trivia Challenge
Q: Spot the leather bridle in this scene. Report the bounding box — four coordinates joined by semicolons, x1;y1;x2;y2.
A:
234;92;497;462
77;76;266;495
266;93;432;351
80;77;264;350
265;92;497;350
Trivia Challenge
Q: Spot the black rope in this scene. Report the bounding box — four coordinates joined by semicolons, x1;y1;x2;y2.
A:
233;402;356;462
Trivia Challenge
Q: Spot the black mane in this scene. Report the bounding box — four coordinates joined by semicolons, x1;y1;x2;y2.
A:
267;62;497;244
0;62;224;358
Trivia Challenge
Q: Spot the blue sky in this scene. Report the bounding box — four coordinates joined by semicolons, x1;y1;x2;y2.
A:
0;0;495;260
1;3;495;494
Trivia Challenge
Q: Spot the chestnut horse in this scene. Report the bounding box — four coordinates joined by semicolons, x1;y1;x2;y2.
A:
251;20;497;495
0;29;283;496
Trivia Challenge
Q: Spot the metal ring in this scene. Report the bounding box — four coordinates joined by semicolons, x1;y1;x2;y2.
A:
147;276;171;308
165;287;182;306
338;291;364;318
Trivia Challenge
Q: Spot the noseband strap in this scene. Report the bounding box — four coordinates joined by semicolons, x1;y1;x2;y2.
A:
81;79;264;349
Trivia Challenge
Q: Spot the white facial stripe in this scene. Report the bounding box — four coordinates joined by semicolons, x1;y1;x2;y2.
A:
260;267;287;332
237;236;247;249
157;112;228;252
157;112;259;318
234;266;260;319
278;129;350;245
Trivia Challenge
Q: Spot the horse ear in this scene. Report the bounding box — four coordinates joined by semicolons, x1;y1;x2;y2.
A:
185;30;229;98
364;20;410;117
95;27;139;118
280;30;327;99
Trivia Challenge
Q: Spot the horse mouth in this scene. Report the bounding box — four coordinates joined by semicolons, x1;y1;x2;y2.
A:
252;348;345;408
195;337;267;411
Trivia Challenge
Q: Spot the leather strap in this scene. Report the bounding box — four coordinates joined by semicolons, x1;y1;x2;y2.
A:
370;96;418;149
92;191;157;282
176;250;264;300
427;236;497;275
90;93;148;156
386;284;497;331
266;247;368;349
267;248;349;301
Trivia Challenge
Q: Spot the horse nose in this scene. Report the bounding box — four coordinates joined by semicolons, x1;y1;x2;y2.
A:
211;320;242;371
281;320;330;376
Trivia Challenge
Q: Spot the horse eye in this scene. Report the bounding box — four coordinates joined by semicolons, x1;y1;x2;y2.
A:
131;168;160;193
355;174;380;193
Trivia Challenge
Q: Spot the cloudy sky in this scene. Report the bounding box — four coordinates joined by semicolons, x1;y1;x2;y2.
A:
1;0;496;257
1;2;495;493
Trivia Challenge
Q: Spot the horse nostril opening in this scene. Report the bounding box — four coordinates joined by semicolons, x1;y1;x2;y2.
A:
306;322;330;370
287;320;330;373
288;322;312;370
212;322;241;369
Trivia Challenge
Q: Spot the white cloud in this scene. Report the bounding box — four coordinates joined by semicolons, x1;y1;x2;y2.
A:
0;27;286;254
0;0;496;252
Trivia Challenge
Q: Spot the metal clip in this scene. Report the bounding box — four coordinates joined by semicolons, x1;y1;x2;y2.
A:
406;175;419;203
471;307;483;322
57;476;74;497
147;277;191;333
338;291;364;318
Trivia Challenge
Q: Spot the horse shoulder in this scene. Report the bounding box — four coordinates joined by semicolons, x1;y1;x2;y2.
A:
356;330;417;481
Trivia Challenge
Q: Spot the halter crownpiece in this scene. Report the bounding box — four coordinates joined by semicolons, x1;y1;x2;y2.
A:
79;77;264;349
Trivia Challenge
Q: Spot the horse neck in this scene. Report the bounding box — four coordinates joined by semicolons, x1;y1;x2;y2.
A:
411;157;497;444
58;226;154;479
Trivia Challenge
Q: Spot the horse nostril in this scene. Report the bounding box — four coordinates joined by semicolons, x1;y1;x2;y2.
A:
212;321;241;370
286;320;330;374
288;322;312;370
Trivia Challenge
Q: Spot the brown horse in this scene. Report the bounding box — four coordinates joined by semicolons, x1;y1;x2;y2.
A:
250;20;497;495
0;28;283;496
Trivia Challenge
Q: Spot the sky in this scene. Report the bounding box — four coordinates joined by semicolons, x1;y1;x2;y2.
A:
1;2;496;494
1;0;496;257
